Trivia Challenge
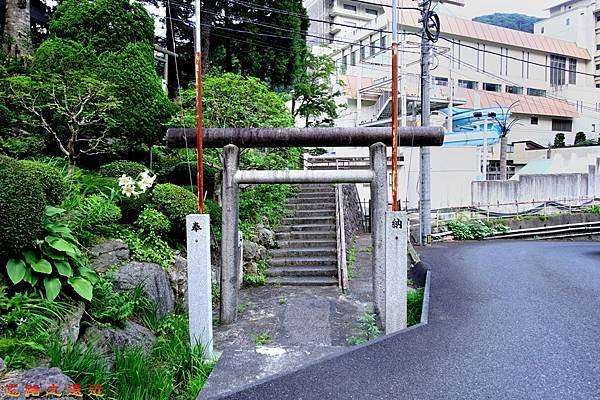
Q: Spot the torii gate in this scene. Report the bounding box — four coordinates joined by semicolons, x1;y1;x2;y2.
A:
166;126;444;356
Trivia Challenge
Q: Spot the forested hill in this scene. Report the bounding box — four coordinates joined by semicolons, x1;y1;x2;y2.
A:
472;13;543;33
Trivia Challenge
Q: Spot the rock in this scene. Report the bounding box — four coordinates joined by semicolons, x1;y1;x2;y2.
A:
0;357;5;374
81;322;156;369
113;261;174;317
243;261;258;275
59;302;85;345
0;367;74;400
243;240;266;262
91;239;131;273
254;224;275;248
168;254;188;307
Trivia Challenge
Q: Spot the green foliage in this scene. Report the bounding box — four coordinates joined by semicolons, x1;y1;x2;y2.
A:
99;160;148;178
291;52;345;127
151;183;197;238
407;289;424;327
0;135;45;158
575;132;587;145
0;156;46;259
447;218;509;240
554;133;566;148
239;184;297;237
585;205;600;214
347;244;357;280
87;275;145;328
135;208;171;236
48;341;111;392
122;230;174;269
347;312;380;345
5;207;98;301
172;73;295;129
49;0;154;53
253;332;272;346
204;199;222;244
20;160;66;206
71;195;122;241
0;285;75;370
472;13;542;33
32;0;175;153
243;259;268;287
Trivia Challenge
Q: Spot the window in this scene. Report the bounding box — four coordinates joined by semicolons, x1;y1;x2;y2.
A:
541;27;545;34
597;44;600;51
550;55;566;86
458;79;477;89
597;84;600;88
506;86;523;94
483;82;501;92
531;116;539;125
370;39;379;56
596;14;600;22
360;43;367;60
597;64;600;70
566;18;570;26
552;119;573;132
507;144;515;154
350;51;357;66
527;88;547;97
343;4;357;13
365;8;378;16
342;55;348;67
380;35;386;50
433;77;449;86
593;124;596;132
569;58;577;84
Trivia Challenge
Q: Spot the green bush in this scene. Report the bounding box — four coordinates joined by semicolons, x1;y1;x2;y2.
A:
99;160;148;178
447;218;505;240
123;230;173;269
407;289;424;327
0;157;46;259
20;160;66;206
0;136;45;158
88;275;144;327
204;199;222;243
151;183;197;238
135;208;171;236
72;195;122;240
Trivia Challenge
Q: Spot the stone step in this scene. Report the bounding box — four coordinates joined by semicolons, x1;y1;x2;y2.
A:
296;192;335;199
281;216;336;225
275;231;337;241
299;188;335;195
266;265;337;277
299;184;334;189
276;239;337;249
291;209;336;218
271;247;337;258
270;256;337;267
277;224;336;232
287;197;335;205
266;276;338;286
286;203;335;211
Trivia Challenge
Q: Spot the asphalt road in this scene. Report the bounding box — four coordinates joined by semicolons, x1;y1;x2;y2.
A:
212;241;600;400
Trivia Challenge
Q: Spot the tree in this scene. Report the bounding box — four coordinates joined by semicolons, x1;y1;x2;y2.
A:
2;0;31;57
473;13;542;33
491;101;522;180
291;52;344;127
31;0;175;154
554;133;566;148
7;73;120;170
574;131;587;145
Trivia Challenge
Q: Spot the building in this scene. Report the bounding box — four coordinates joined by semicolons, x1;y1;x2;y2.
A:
534;0;600;88
303;1;600;209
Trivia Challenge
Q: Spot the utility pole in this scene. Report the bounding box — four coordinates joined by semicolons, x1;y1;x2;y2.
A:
419;0;432;246
391;0;400;211
483;114;488;180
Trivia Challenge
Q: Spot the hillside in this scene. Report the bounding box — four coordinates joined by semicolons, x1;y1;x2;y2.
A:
473;13;543;33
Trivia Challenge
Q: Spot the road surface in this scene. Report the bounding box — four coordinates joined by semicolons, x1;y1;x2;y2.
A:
211;241;600;400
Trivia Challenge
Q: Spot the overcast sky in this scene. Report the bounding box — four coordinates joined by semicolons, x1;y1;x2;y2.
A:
437;0;556;19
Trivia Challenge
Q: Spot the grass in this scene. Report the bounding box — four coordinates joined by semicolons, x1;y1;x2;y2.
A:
407;289;425;327
347;244;357;280
47;313;216;400
253;332;272;346
346;312;380;346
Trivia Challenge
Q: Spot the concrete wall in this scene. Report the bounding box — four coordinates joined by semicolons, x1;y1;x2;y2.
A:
472;172;594;213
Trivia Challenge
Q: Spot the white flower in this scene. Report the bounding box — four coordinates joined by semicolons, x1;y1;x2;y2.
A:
138;169;157;192
119;174;134;188
121;184;137;198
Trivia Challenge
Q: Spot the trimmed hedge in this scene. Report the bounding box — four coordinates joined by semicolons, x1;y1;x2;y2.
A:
99;160;147;178
20;160;66;206
150;183;197;238
0;157;46;259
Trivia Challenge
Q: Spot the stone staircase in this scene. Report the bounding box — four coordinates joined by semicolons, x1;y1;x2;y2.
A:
267;184;338;286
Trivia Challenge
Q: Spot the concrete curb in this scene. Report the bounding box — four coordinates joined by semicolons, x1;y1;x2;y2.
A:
199;270;433;400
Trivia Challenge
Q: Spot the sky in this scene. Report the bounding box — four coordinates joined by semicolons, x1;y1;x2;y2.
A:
437;0;556;19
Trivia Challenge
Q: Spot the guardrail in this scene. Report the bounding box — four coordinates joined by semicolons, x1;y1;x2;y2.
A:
486;221;600;241
335;159;348;292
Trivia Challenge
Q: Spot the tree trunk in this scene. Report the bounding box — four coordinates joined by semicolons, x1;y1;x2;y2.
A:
165;1;178;98
499;135;508;181
200;0;218;74
2;0;31;57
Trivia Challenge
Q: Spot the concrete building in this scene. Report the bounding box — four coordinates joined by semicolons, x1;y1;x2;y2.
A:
303;0;600;209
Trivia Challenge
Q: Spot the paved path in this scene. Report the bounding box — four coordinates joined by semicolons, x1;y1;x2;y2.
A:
211;241;600;400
